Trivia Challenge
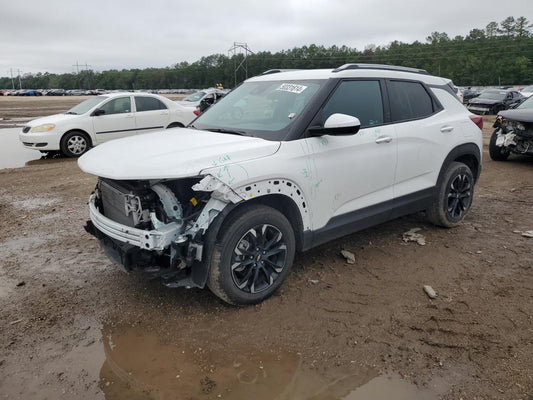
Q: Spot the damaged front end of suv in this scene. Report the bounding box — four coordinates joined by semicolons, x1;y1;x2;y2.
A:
86;174;242;288
489;108;533;161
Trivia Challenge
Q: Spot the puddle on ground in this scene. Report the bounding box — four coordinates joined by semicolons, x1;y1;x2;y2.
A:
0;128;41;168
345;374;438;400
99;324;440;400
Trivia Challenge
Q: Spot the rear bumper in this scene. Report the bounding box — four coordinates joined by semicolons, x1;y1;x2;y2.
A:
466;105;491;114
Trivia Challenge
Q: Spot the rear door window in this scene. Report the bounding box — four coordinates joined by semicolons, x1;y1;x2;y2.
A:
135;96;167;112
387;81;437;122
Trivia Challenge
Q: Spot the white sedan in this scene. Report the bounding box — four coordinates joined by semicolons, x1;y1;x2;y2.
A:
19;92;196;157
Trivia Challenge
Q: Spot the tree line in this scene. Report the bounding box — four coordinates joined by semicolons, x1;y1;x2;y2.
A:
1;16;531;90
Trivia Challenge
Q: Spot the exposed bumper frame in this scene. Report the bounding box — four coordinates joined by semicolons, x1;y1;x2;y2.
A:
88;194;180;251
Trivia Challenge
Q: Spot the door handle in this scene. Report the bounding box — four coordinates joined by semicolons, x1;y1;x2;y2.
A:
375;136;392;144
125;114;134;118
440;126;454;133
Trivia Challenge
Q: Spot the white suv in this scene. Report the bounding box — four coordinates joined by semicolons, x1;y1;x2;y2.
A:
79;64;483;305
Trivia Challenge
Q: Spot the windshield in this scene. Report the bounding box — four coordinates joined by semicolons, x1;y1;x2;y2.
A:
192;79;325;140
518;95;533;109
67;96;106;115
478;90;507;101
182;91;206;102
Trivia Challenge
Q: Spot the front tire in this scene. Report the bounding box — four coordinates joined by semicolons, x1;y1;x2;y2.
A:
489;129;510;161
60;131;90;157
427;162;474;228
207;205;295;305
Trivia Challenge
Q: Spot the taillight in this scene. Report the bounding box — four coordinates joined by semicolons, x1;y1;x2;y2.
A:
469;115;483;130
193;110;199;116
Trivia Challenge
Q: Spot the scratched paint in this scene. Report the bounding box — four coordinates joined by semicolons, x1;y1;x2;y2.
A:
215;163;249;185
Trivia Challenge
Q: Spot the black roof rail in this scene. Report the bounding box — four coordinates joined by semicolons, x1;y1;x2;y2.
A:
261;69;299;75
332;63;429;75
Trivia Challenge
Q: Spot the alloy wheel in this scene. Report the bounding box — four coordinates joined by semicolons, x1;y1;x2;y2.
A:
67;135;87;155
230;224;287;294
446;173;472;219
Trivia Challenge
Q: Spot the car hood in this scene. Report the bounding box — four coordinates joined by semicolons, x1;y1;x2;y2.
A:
468;98;501;106
499;108;533;123
78;128;281;180
26;113;80;127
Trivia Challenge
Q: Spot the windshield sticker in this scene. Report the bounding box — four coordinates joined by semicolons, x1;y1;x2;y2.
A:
276;83;308;94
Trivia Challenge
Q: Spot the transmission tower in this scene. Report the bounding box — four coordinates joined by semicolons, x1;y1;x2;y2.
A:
228;42;254;86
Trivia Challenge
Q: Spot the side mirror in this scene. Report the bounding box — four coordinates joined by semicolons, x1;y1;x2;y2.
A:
309;113;361;136
91;109;105;116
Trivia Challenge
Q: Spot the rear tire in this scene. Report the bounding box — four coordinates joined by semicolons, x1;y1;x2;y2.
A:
489;129;510;161
427;162;474;228
207;204;295;305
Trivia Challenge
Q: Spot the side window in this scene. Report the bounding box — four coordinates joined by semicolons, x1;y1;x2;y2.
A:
135;96;167;112
100;97;131;115
321;80;383;128
388;81;435;122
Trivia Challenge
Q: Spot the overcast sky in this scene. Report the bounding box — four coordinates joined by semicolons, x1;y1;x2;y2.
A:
1;0;531;76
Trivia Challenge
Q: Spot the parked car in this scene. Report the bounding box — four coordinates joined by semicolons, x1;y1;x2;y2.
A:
67;89;90;96
47;89;67;96
489;94;533;161
20;89;42;96
520;85;533;98
461;88;479;103
79;64;483;305
177;88;227;108
19;92;196;157
467;89;524;115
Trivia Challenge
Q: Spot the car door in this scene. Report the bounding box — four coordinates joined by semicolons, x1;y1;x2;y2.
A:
304;79;397;230
92;96;135;144
134;96;170;134
387;80;454;200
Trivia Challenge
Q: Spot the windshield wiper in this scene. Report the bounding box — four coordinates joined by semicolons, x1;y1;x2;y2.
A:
65;111;77;115
206;128;247;136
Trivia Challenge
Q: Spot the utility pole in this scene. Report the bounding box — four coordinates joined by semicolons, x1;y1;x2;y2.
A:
10;68;14;90
84;62;92;89
72;61;80;74
228;42;254;87
17;69;22;89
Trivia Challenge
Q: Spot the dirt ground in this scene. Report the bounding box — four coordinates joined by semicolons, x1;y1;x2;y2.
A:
0;96;532;400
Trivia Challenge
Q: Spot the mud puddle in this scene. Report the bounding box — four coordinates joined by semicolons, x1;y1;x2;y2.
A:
0;127;70;169
99;324;441;400
0;128;41;168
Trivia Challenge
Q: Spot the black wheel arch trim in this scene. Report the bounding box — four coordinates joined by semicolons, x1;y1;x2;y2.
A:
437;143;481;186
189;203;238;288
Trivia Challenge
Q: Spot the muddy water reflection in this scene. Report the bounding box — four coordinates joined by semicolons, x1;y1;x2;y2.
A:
99;325;378;400
0;128;41;168
99;325;440;400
